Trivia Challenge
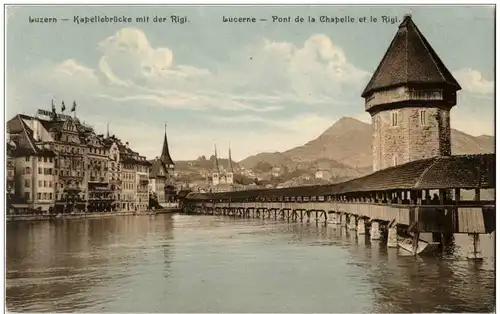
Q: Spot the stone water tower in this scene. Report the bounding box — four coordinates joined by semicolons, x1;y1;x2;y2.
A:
362;14;462;172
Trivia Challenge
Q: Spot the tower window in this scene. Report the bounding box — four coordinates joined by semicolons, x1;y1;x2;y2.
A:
391;111;398;126
393;155;398;166
420;110;426;125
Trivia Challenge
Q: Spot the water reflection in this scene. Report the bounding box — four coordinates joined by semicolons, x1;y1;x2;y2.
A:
6;214;495;313
6;215;175;312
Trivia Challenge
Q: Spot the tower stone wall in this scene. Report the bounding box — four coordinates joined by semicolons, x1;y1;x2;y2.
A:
371;106;452;171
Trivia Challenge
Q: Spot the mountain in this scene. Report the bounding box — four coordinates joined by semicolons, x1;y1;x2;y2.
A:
239;117;494;172
283;117;372;169
451;129;495;155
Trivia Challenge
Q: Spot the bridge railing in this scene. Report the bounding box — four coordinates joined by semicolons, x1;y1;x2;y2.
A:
190;201;494;234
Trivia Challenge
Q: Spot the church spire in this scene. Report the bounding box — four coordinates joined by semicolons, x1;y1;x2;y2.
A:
213;144;219;172
161;123;175;169
228;142;233;172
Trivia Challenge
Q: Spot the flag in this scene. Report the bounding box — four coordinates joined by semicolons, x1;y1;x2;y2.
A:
71;101;76;112
61;101;66;112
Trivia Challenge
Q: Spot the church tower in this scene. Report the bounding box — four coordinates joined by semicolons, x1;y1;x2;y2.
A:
161;124;175;172
226;144;234;184
362;15;461;172
212;144;220;186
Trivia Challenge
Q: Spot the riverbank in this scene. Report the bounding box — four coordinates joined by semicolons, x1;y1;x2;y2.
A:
6;208;181;222
155;207;182;214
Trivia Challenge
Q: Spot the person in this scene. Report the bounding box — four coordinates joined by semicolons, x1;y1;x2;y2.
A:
425;194;432;205
432;193;440;205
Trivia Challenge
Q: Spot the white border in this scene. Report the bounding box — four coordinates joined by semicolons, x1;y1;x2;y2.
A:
1;2;498;313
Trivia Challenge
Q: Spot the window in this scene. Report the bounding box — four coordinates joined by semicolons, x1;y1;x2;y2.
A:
37;193;41;200
25;167;31;175
43;192;47;200
49;193;53;200
38;167;42;174
24;192;30;201
393;155;398;167
25;156;30;162
43;181;47;187
24;179;30;188
391;111;398;126
38;180;42;187
44;157;47;162
420;110;426;125
49;181;52;188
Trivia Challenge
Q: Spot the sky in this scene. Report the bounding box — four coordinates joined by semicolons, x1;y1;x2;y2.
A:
6;5;495;161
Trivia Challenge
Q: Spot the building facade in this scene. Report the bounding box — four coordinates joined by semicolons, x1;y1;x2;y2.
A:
6;137;16;202
8;115;57;212
362;15;461;172
6;106;154;213
136;156;150;211
85;133;113;212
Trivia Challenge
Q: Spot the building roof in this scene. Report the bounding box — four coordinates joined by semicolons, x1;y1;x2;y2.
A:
186;154;495;200
150;158;168;178
362;15;461;98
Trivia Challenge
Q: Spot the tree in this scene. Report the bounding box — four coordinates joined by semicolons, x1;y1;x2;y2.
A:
234;174;254;185
254;161;273;173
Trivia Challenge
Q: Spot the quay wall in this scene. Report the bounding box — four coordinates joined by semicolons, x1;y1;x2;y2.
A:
7;211;136;222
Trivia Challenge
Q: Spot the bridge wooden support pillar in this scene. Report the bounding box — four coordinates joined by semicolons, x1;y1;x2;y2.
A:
357;217;367;235
347;214;357;231
387;224;398;248
329;212;338;224
467;233;483;260
339;212;347;227
370;221;381;241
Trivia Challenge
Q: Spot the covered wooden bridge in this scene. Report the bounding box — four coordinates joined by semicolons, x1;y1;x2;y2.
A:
181;154;495;257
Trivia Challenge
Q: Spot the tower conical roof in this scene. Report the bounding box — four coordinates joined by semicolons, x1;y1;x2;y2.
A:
362;15;461;98
213;144;219;172
228;144;233;172
161;125;174;167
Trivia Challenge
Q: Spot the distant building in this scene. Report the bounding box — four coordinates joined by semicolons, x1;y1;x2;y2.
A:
270;167;283;177
315;169;332;181
362;14;461;172
211;144;235;192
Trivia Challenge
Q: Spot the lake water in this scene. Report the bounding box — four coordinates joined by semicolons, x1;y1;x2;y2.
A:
6;214;496;313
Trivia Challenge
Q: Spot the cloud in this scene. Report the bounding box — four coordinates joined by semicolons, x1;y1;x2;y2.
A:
16;28;369;113
453;68;494;94
9;26;494;161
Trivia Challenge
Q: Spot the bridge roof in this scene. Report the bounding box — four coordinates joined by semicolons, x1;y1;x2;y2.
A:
185;154;495;200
